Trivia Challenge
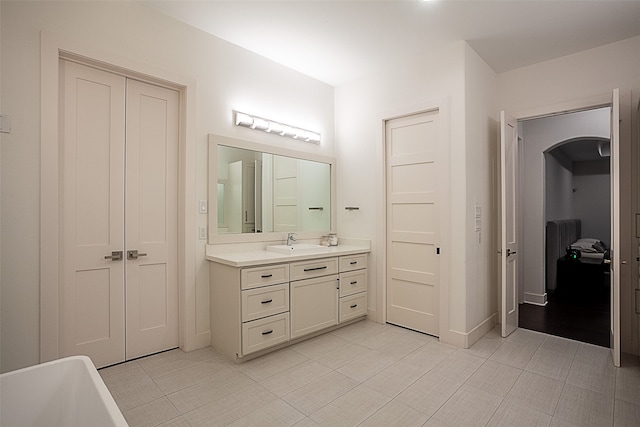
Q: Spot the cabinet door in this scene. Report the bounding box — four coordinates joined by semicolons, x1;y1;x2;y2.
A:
290;275;339;339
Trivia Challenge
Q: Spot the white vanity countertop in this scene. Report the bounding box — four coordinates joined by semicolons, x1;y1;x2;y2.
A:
206;244;370;267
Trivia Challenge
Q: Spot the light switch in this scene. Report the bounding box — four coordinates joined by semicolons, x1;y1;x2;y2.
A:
199;200;208;214
474;205;481;218
0;114;11;134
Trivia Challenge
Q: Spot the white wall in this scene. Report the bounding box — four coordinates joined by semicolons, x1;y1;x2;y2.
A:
520;109;610;303
498;36;640;354
572;167;611;245
335;41;499;346
545;150;573;222
0;1;334;373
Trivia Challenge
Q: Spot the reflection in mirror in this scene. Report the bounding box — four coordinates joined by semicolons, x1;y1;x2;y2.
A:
216;144;331;234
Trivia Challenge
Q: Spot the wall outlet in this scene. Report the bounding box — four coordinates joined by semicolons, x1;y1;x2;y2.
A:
199;200;208;213
198;226;207;240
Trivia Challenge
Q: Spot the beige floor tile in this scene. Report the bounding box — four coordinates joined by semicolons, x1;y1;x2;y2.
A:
490;340;541;369
313;342;371;370
123;397;180;427
363;360;427;398
237;348;308;382
354;325;411;349
336;348;396;382
566;343;615;396
99;359;144;379
394;371;464;416
525;349;574;381
465;327;506;359
226;399;305;427
329;319;387;342
156;416;192;427
538;335;579;357
400;341;456;371
167;371;256;413
102;368;165;412
182;384;278;426
432;384;503;427
487;399;552;427
374;333;427;360
309;384;390;426
509;328;547;347
153;358;238;394
553;383;614;427
465;359;522;397
138;347;220;379
359;400;429;426
289;333;349;358
429;350;485;383
292;417;320;426
282;371;358;415
505;371;563;415
615;363;640;406
614;399;640;427
258;360;332;397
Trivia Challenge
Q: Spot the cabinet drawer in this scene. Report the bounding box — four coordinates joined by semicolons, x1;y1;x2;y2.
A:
339;292;367;323
339;254;367;272
290;257;338;281
339;270;367;297
242;312;290;355
241;264;289;290
242;283;289;322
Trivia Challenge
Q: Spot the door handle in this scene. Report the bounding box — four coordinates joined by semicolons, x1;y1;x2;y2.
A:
507;249;517;256
104;251;123;261
127;250;148;260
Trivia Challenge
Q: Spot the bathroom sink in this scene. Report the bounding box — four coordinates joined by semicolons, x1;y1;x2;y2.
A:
266;244;330;255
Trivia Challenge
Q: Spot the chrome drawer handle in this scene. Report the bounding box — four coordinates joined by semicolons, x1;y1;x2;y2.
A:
261;274;273;278
261;299;273;304
304;266;327;272
262;329;273;335
350;304;358;309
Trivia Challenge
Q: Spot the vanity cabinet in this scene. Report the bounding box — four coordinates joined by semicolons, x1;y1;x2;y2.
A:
209;251;368;361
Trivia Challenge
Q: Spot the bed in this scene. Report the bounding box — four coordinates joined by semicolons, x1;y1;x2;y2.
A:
545;219;608;292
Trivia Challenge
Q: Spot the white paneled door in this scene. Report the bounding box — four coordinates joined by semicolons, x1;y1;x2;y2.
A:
499;111;519;338
386;110;441;336
60;60;179;368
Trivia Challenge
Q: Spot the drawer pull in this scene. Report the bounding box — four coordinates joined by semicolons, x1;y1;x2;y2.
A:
303;266;327;272
261;274;273;278
261;299;273;304
350;304;358;309
350;281;358;285
350;261;358;265
262;329;273;335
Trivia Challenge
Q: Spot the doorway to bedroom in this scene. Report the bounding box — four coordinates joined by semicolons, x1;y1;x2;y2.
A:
518;107;611;347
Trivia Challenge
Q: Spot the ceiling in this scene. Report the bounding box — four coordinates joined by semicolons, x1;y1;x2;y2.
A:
140;0;640;86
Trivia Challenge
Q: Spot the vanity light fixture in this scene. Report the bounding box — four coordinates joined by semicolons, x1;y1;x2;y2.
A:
234;111;321;144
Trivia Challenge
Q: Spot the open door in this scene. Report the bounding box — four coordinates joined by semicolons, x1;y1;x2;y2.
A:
609;88;621;367
500;111;519;337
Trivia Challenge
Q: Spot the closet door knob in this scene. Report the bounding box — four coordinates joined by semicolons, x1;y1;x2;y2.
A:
127;250;148;260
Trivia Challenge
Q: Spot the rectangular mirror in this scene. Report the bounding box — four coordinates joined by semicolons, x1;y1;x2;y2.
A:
208;134;335;243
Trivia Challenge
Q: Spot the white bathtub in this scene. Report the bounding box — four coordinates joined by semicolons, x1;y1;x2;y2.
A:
0;355;128;426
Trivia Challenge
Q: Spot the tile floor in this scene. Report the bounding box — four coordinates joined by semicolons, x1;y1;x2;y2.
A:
99;321;640;427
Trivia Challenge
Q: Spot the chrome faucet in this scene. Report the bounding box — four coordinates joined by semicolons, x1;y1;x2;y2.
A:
287;232;297;246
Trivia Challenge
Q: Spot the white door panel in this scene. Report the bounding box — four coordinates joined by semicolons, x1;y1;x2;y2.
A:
125;79;179;360
500;111;519;338
60;60;126;368
386;110;440;336
610;88;621;367
60;61;179;367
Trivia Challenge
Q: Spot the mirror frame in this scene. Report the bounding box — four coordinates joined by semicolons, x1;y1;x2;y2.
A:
208;134;337;244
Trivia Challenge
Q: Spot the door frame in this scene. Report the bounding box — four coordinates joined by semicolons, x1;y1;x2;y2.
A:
511;91;632;364
377;99;452;343
39;32;201;363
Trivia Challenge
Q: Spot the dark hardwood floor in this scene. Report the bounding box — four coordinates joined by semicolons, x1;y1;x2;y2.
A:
519;277;610;348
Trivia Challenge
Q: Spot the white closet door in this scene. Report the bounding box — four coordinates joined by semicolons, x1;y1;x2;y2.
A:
386;110;441;336
125;79;179;360
60;60;127;368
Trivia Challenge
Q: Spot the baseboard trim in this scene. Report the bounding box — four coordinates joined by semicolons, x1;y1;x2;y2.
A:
524;292;548;306
465;313;499;348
